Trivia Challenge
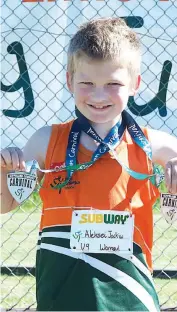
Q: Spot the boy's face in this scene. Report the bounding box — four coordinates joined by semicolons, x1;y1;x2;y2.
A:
67;58;140;125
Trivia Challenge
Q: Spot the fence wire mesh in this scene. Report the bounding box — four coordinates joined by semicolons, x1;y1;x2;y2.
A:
1;0;177;310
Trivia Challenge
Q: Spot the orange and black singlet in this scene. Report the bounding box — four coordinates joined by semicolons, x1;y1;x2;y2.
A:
36;120;160;311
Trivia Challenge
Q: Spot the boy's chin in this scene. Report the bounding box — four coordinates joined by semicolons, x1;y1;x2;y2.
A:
88;116;120;125
77;108;122;124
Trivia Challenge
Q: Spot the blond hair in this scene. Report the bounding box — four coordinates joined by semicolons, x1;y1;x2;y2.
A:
67;17;141;82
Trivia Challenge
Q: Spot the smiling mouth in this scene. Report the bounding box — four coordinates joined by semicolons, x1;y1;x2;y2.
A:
87;104;112;109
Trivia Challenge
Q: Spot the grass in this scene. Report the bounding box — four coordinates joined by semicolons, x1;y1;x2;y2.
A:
1;275;36;310
154;278;177;309
153;215;177;270
1;187;177;310
1;209;40;267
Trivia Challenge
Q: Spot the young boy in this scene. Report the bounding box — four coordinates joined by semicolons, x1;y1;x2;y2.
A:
1;17;177;311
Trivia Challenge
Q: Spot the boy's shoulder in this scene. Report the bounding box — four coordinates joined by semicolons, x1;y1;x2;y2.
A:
24;121;74;164
30;125;53;145
29;120;73;142
35;124;52;137
30;120;74;146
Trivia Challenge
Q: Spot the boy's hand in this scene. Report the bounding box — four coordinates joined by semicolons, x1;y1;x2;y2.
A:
165;157;177;194
1;147;26;171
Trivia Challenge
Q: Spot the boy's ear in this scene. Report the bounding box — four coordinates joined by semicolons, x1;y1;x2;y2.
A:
66;71;73;93
129;74;141;96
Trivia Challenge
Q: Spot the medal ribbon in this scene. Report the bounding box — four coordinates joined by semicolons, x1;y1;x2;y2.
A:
53;109;157;189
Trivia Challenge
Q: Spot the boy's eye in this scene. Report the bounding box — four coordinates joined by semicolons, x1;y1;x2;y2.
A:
79;82;93;85
108;82;122;86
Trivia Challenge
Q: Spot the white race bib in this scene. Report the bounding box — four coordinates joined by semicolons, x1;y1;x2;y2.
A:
70;210;134;255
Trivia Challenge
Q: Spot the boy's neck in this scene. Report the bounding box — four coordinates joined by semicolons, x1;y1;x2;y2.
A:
79;115;122;152
90;115;121;139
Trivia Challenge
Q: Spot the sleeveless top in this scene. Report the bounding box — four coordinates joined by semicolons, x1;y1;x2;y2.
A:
36;120;160;311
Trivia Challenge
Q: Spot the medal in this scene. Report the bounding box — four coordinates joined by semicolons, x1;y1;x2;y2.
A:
7;160;43;203
160;193;177;224
7;163;37;204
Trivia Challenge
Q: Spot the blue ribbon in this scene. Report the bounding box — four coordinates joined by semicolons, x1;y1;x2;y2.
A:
64;110;156;186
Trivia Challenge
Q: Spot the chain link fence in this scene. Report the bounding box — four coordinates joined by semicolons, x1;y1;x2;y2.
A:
1;0;177;310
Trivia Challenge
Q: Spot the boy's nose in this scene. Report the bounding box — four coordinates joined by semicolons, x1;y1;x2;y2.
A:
89;87;109;103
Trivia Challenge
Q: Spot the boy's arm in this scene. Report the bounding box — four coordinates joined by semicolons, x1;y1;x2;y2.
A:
23;126;52;168
148;129;177;193
1;126;52;213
